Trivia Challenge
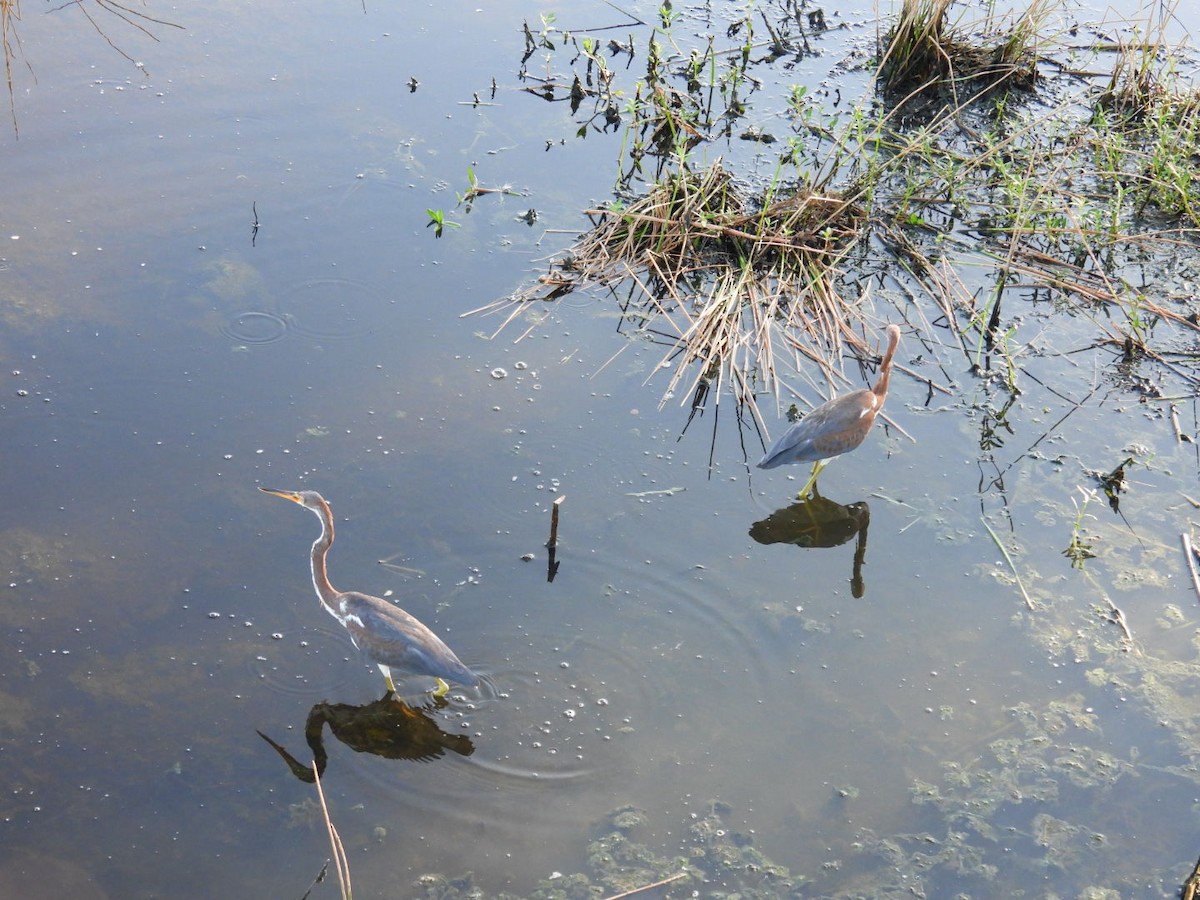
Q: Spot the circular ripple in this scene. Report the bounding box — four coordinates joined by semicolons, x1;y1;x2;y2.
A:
247;624;372;696
219;311;289;345
325;537;770;841
337;632;645;801
280;277;378;342
469;399;679;537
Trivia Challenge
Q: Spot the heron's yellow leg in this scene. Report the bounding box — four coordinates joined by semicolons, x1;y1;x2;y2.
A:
432;677;450;698
796;460;827;499
379;665;397;694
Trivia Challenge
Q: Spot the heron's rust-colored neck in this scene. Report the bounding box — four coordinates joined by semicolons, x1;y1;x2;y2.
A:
309;496;342;617
871;326;901;403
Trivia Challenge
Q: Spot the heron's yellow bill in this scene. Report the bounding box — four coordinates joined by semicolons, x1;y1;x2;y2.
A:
258;487;304;503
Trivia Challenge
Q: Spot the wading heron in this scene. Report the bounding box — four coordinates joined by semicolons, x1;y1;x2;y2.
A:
258;488;478;697
757;324;902;495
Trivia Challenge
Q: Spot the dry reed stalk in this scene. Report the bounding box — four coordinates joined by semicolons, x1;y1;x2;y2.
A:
1183;533;1200;603
312;762;352;900
601;871;688;900
1;0;24;133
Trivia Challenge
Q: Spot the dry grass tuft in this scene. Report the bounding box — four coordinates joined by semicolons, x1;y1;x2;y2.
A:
468;158;878;426
879;0;1045;111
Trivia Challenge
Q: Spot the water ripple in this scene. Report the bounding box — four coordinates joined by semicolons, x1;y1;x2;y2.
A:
248;624;373;696
279;277;379;342
219;310;289;345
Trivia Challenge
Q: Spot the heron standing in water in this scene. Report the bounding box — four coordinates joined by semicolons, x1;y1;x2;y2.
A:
758;324;902;496
258;488;478;697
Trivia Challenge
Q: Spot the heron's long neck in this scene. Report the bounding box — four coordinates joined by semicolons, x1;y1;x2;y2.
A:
309;503;341;617
871;361;892;402
871;335;899;402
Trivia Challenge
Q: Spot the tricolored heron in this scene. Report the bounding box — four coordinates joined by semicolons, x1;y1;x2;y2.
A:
757;324;902;495
258;488;478;697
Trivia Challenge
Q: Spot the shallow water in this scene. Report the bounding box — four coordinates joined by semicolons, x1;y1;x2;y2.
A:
3;1;1200;898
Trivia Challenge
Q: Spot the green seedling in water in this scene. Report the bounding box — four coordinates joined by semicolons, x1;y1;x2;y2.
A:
1062;487;1099;570
457;166;527;209
426;208;458;238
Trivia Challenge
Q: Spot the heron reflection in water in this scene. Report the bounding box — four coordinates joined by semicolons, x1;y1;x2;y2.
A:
750;487;872;598
257;694;474;782
258;488;478;697
758;324;902;496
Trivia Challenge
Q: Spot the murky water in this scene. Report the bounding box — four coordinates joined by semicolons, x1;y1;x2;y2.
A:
4;1;1200;897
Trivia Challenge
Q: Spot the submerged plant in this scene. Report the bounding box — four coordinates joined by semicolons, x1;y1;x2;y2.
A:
1062;487;1099;569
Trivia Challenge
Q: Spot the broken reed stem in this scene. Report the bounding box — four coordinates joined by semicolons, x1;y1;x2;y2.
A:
1080;569;1135;645
547;494;566;548
1182;533;1200;604
1183;851;1200;900
601;871;688;900
312;760;352;900
1171;404;1190;442
981;518;1035;610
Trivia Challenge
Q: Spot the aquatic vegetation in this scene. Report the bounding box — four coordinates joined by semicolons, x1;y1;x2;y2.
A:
457;166;527;210
473;157;870;426
410;802;793;899
473;0;1200;465
1062;487;1100;570
879;0;1048;112
426;207;457;238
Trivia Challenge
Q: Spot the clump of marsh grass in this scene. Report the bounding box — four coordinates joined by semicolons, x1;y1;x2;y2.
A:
1090;6;1200;224
467;156;875;431
879;0;1049;113
1095;21;1172;121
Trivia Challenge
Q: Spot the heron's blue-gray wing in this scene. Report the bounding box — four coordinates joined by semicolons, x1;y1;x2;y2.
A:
340;593;477;686
757;389;876;468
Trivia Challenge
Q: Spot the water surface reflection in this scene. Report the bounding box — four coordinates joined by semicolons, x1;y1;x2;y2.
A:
750;488;871;596
257;693;475;782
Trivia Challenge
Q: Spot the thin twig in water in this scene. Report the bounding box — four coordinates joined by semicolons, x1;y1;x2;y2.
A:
982;518;1035;610
1171;404;1192;443
547;495;565;549
1080;569;1135;646
313;760;352;900
602;871;688;900
1182;533;1200;604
